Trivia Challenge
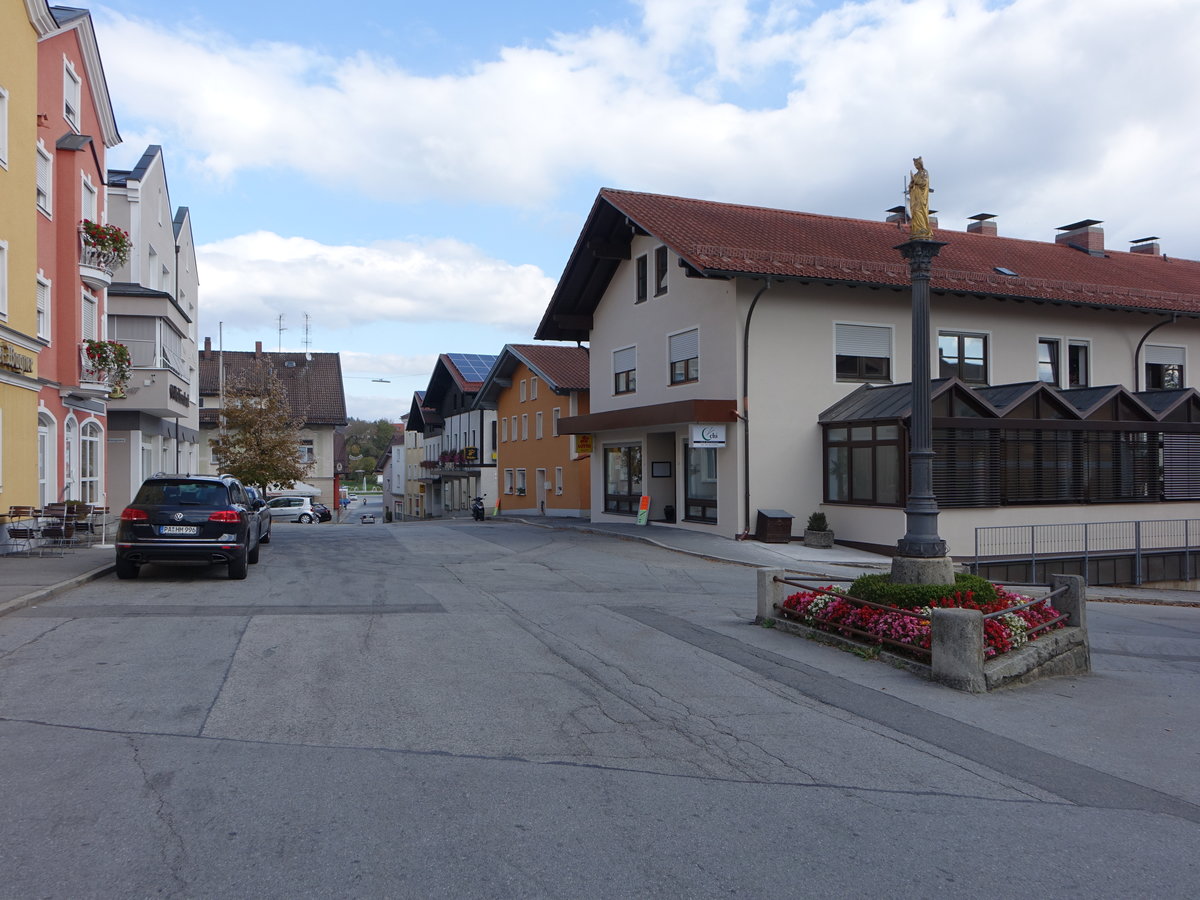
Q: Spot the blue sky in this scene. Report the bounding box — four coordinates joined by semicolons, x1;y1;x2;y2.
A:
86;0;1200;420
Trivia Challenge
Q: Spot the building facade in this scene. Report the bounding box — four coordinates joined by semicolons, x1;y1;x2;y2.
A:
0;1;54;511
538;189;1200;557
408;354;497;516
197;340;348;501
34;6;121;508
105;145;201;506
477;344;591;516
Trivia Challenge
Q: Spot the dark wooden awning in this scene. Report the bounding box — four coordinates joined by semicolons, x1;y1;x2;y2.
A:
557;399;738;434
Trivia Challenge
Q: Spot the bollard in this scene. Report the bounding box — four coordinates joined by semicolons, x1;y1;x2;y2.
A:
756;568;787;622
1049;573;1087;631
931;607;986;693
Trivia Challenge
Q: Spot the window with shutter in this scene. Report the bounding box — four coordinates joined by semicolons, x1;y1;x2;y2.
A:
835;323;892;383
668;329;698;384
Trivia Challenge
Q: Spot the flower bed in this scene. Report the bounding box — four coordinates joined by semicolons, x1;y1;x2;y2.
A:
779;584;1065;660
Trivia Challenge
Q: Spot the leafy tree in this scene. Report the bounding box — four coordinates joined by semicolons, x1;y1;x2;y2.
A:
344;418;402;462
210;362;313;489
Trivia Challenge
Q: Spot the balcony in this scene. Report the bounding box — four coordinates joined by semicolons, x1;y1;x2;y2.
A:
79;222;131;290
77;353;115;398
106;371;193;418
79;242;117;290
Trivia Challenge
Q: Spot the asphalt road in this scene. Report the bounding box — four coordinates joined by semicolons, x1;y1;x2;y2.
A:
1;516;1198;898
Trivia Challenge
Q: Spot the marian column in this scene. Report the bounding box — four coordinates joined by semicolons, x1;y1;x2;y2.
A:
892;158;954;585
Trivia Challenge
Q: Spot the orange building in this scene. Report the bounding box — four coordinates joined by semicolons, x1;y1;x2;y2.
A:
477;345;590;516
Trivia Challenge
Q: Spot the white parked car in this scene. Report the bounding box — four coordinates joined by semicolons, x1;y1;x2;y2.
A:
265;495;321;524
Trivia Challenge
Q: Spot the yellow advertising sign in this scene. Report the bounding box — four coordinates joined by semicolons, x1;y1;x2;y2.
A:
574;434;593;457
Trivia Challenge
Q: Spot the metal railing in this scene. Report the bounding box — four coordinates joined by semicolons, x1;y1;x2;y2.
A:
771;576;931;660
975;518;1200;584
772;575;1071;661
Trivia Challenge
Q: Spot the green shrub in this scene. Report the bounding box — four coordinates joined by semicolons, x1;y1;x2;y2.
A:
847;572;998;610
806;511;830;532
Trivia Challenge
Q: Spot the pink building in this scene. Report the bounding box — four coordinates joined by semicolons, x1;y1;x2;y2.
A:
34;7;121;506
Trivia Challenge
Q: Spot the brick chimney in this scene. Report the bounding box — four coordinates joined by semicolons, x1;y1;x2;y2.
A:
203;336;212;358
1055;219;1105;254
255;341;263;357
1130;236;1161;256
967;213;998;236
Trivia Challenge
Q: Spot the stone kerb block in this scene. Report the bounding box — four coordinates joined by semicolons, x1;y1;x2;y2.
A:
756;568;787;622
931;607;986;693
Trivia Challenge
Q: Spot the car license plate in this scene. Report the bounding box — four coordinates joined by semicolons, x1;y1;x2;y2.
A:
159;525;198;535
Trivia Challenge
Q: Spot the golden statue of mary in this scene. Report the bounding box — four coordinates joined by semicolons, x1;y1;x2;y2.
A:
907;157;933;239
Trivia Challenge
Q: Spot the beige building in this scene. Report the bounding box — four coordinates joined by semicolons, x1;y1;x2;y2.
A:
538;189;1200;567
197;340;347;501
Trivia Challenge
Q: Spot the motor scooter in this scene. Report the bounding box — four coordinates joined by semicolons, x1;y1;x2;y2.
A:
471;495;486;521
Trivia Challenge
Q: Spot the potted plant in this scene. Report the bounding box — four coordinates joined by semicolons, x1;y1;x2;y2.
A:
79;220;132;268
81;338;132;395
804;511;834;548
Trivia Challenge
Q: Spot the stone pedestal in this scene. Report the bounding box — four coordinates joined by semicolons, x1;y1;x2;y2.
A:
890;555;955;585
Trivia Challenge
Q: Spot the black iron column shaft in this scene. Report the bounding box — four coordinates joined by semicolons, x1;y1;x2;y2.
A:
896;238;948;558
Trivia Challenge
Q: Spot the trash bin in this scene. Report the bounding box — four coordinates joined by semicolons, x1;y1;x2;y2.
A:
755;509;793;544
663;505;676;523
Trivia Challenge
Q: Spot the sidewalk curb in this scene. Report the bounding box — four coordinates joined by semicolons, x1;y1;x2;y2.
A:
501;516;887;575
0;563;115;618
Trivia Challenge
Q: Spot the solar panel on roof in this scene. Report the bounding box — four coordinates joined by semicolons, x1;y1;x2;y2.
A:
446;353;498;382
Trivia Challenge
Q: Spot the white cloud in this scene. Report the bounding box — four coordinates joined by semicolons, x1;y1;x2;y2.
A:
96;0;1200;257
197;231;556;333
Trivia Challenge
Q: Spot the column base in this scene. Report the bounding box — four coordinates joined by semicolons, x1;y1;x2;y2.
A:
890;555;956;586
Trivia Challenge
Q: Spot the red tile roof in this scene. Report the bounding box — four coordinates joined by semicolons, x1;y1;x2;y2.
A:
604;188;1200;308
198;350;347;426
507;344;590;391
536;188;1200;341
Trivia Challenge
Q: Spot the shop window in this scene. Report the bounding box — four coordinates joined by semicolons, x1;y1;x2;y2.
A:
684;442;718;522
604;445;642;514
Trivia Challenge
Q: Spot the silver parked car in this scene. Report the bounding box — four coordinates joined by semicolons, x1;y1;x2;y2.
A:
265;495;321;524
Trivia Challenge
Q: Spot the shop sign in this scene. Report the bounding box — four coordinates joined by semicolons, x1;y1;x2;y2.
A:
690;423;727;448
464;446;478;461
574;434;593;457
0;341;35;374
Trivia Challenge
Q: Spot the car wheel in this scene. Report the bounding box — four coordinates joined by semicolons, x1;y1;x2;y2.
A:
260;528;271;544
299;513;313;524
115;557;139;580
228;551;249;580
248;541;260;564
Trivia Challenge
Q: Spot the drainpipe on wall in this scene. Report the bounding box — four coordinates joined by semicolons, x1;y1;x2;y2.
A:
740;279;772;539
1134;313;1179;391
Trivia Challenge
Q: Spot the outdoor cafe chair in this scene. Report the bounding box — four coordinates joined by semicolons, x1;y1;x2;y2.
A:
5;506;40;556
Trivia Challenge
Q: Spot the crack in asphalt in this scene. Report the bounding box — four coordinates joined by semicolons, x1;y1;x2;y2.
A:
1;716;1069;812
611;605;1200;826
127;734;189;896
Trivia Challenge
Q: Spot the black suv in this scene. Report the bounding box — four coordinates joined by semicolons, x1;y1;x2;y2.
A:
116;474;264;580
